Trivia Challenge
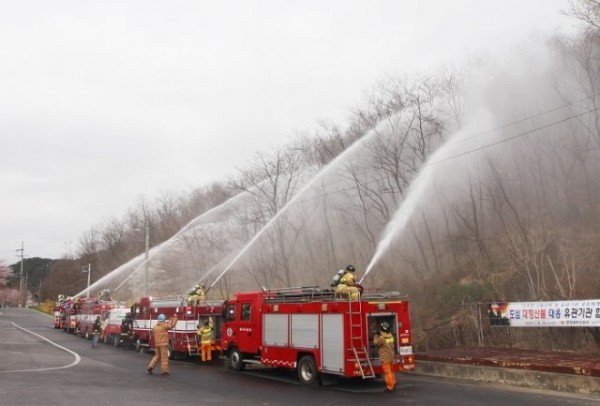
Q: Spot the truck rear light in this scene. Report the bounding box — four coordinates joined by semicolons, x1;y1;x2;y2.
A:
407;355;414;364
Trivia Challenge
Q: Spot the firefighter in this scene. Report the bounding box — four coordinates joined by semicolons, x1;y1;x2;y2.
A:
188;284;206;305
92;316;101;348
100;315;109;342
99;289;112;301
197;320;214;363
147;313;178;376
373;321;397;392
334;264;360;301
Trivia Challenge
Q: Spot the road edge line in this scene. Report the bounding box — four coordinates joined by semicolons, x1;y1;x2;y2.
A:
0;321;81;373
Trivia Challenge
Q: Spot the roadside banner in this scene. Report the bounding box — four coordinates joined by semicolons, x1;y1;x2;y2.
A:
487;300;600;327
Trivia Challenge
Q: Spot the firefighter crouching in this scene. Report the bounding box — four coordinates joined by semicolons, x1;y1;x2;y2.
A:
147;313;178;376
197;320;214;363
333;264;360;301
188;284;206;305
374;322;398;392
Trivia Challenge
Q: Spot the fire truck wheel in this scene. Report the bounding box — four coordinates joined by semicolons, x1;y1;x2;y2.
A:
168;341;176;360
113;334;119;347
228;348;245;371
297;355;318;386
84;330;90;340
135;339;145;353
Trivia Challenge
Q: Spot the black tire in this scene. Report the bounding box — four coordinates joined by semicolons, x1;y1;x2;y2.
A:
168;341;176;360
135;338;143;353
297;355;319;386
113;334;119;347
228;347;245;371
84;329;90;340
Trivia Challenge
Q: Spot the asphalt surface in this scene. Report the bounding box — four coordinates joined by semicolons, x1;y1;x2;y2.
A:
0;307;598;406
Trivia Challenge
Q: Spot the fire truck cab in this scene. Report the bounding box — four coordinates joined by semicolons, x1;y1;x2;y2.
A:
221;287;414;385
53;302;64;329
103;307;130;346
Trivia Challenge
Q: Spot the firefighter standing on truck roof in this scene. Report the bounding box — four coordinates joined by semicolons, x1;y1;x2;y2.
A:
188;284;206;305
374;322;397;392
147;313;179;376
197;320;214;363
334;264;360;301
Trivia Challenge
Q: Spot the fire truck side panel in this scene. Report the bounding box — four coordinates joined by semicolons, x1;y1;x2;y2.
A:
321;314;344;374
290;314;318;349
263;314;287;346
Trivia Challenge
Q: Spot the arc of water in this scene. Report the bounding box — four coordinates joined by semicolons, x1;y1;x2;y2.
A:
209;125;385;289
359;102;600;283
74;191;248;298
359;114;491;284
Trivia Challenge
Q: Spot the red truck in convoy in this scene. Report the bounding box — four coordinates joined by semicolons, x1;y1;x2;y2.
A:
131;296;224;359
56;298;81;333
60;283;415;388
75;298;114;339
102;307;130;345
54;301;65;329
221;287;414;385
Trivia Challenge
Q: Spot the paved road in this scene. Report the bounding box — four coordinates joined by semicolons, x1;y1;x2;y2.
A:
0;308;597;406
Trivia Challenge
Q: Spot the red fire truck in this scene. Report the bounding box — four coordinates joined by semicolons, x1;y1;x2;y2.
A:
221;287;414;385
102;307;130;345
56;298;80;332
75;298;114;339
131;296;224;359
53;301;65;328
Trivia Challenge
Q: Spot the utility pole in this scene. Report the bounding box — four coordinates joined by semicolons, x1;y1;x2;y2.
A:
16;242;25;307
145;221;149;297
82;263;91;299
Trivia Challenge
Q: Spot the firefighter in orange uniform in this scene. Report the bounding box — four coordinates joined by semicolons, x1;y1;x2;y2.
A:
147;313;178;376
197;320;214;363
374;321;397;392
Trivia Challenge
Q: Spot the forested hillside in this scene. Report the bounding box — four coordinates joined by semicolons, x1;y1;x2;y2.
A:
41;1;600;352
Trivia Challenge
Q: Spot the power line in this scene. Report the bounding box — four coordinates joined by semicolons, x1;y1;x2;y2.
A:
425;105;600;167
16;242;25;307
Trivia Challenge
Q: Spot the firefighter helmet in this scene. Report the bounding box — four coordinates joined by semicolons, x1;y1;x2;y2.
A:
380;321;391;332
157;314;166;322
346;264;356;272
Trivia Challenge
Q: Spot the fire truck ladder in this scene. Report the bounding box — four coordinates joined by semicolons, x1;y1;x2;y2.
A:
184;311;200;357
186;333;200;357
348;297;375;379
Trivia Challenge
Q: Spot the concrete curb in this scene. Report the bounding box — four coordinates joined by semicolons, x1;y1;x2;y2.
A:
415;360;600;396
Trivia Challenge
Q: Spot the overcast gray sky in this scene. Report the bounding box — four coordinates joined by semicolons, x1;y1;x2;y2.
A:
0;0;576;261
